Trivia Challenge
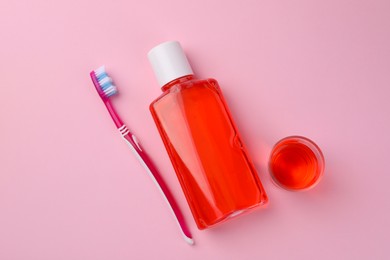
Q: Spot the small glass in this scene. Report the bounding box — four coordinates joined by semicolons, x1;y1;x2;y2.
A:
269;136;325;191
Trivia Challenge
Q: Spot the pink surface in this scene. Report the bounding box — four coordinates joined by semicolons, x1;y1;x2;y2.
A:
0;0;389;259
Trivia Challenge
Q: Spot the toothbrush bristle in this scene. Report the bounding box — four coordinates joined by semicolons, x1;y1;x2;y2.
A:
93;66;118;98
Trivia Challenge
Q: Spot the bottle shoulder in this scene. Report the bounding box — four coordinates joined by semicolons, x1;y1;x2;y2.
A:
166;77;219;91
150;77;221;109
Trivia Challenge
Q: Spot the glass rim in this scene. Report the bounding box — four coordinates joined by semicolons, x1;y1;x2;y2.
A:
268;135;325;191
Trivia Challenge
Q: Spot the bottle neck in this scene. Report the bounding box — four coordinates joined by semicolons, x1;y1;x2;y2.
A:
161;75;194;92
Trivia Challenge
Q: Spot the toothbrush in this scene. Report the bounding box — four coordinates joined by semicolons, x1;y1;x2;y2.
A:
90;66;193;245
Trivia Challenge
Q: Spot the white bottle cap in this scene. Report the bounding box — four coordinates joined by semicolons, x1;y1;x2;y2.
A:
148;41;194;87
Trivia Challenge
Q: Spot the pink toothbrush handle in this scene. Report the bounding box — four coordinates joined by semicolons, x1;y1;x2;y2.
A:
90;70;192;243
119;126;193;244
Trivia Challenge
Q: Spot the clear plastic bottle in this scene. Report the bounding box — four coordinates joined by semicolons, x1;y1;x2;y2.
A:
148;41;268;229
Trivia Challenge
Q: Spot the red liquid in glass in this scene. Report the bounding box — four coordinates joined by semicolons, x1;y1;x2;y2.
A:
269;137;324;190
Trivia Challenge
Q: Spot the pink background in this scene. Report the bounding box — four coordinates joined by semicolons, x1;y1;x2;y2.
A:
1;0;389;259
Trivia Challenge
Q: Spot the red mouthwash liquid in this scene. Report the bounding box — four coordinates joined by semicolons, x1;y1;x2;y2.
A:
269;136;324;191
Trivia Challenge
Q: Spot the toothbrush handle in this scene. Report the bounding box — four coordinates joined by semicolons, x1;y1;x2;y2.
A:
121;129;193;244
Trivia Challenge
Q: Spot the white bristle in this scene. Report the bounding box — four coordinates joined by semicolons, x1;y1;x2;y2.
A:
94;66;105;77
98;76;112;85
104;86;115;94
104;86;117;96
93;65;118;97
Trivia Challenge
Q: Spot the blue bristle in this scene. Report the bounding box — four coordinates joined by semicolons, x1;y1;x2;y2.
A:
101;81;112;89
97;72;108;80
94;66;118;97
106;91;117;97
